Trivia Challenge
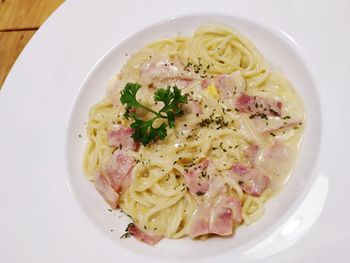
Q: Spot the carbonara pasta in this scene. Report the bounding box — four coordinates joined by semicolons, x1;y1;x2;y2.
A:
83;24;304;244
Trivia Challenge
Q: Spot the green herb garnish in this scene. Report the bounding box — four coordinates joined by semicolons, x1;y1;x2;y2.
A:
120;223;134;239
120;82;188;145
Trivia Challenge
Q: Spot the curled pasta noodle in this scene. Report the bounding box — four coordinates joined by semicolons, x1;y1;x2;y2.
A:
242;196;265;225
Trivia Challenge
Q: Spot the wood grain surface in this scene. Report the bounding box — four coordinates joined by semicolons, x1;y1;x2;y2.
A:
0;0;64;30
0;0;64;88
0;30;36;86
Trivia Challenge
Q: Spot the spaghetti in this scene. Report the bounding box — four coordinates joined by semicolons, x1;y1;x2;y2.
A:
83;24;304;243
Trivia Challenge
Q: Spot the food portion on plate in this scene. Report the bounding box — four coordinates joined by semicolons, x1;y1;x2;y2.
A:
83;24;304;245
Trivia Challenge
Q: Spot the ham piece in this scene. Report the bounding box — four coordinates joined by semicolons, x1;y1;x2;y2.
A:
94;149;135;209
215;71;246;98
96;124;138;209
139;58;193;87
94;172;119;209
252;116;300;134
108;125;139;151
189;195;242;237
210;195;242;236
103;149;134;192
127;224;163;245
236;92;282;117
185;160;243;238
232;163;270;197
243;144;260;165
261;140;293;178
184;159;210;195
201;71;246;105
184;99;202;115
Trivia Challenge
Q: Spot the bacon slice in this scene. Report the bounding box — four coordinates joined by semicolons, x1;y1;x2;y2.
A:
215;71;246;97
108;126;139;151
210;196;242;235
187;161;243;238
262;140;293;178
107;68;137;107
176;78;193;88
252;116;300;134
184;99;202;115
103;149;134;192
184;159;210;195
222;195;242;225
127;224;163;245
210;206;233;235
189;206;211;237
140;58;178;85
156;78;194;89
232;163;270;197
244;144;260;164
200;71;246;107
201;79;211;89
210;207;236;236
189;195;242;237
139;58;193;87
94;172;119;209
236;93;282;116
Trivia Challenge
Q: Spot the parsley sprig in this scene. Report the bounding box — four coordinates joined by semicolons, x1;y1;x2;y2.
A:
120;82;188;145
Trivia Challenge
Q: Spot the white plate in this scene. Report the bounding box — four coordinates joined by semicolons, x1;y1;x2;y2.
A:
67;13;321;260
1;1;349;262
